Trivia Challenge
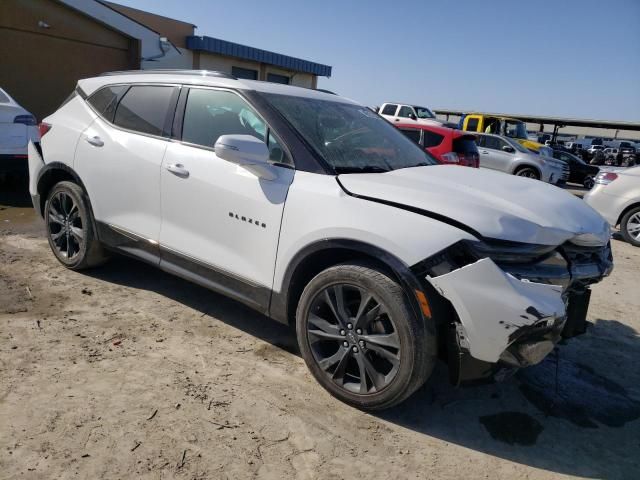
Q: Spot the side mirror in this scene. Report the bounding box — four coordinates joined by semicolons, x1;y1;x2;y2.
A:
502;146;515;153
408;113;417;120
214;134;275;180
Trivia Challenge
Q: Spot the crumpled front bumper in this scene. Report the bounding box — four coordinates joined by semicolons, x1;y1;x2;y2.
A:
428;258;566;365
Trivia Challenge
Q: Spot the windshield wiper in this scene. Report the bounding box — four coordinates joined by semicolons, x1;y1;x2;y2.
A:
334;166;391;174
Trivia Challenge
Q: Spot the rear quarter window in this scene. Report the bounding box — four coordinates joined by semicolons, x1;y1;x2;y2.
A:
113;85;177;137
87;85;128;122
423;130;444;148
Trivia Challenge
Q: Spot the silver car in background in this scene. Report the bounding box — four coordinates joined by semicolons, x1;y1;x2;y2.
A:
584;167;640;247
476;133;568;184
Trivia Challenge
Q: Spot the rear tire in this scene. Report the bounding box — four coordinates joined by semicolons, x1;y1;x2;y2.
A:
583;175;595;189
44;181;108;270
515;166;540;180
620;206;640;247
295;262;435;410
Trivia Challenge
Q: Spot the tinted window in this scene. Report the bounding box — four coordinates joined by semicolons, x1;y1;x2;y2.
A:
381;104;398;115
453;136;478;154
484;136;505;150
397;106;414;118
399;128;421;144
267;130;291;165
182;88;259;139
0;90;10;103
475;135;485;147
465;117;480;132
88;85;128;122
232;67;258;80
423;130;444;147
113;86;176;136
267;73;290;84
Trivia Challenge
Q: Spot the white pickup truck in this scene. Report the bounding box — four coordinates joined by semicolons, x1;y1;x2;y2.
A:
378;102;443;126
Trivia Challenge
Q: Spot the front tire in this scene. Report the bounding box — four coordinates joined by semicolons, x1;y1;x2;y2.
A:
44;181;108;270
620;206;640;247
515;166;540;180
295;263;435;410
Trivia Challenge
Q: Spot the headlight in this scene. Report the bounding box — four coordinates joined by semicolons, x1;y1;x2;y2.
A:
466;239;557;264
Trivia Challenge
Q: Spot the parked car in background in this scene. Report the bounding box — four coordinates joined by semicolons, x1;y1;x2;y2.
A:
1;87;39;174
29;70;613;410
587;144;606;155
603;148;619;165
378;102;442;126
552;149;600;189
476;133;568;184
584;167;640;247
396;123;479;167
459;113;553;156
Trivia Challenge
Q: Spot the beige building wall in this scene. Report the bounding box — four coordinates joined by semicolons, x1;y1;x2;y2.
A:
195;52;316;87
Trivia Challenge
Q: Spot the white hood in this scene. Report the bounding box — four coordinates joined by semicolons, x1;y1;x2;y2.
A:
338;166;610;246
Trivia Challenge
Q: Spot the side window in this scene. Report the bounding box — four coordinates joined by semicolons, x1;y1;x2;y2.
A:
475;135;485;147
495;137;510;150
182;88;291;165
423;131;444;147
399;128;421;144
465;117;480;132
381;104;398;116
182;89;264;147
397;106;415;118
87;85;128;122
267;130;291;165
484;136;501;150
113;85;176;136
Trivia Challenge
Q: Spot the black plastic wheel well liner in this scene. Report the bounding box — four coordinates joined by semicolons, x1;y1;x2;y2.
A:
36;163;99;237
270;239;433;335
617;202;640;227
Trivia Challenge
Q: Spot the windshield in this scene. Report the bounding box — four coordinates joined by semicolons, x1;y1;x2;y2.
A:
414;106;435;119
503;120;528;139
261;93;438;173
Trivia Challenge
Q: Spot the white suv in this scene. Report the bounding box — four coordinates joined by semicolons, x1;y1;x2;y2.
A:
29;70;613;410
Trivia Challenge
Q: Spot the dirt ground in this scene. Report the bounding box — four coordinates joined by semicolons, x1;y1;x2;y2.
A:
1;180;639;480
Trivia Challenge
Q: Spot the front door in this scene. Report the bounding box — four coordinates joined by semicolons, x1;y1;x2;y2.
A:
159;87;294;310
477;135;513;172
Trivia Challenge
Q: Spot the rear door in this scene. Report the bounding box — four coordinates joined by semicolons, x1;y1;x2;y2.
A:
398;127;422;146
75;84;179;252
159;87;294;309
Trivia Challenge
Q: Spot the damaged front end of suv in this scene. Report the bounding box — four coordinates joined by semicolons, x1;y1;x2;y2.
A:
413;236;613;385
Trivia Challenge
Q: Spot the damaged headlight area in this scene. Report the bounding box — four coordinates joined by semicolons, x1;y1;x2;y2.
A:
413;239;571;290
413;238;612;294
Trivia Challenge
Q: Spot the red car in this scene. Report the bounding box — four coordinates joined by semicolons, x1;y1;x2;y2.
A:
396;123;479;168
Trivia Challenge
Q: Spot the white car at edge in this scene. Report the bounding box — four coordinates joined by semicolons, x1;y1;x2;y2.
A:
1;87;39;173
28;70;612;410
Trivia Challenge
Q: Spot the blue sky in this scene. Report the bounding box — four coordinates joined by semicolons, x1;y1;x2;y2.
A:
115;0;640;122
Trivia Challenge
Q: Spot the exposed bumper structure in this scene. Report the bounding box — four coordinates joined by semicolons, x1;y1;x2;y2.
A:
429;258;566;364
420;240;612;381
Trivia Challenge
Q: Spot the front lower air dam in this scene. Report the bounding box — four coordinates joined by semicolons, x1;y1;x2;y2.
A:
427;258;566;365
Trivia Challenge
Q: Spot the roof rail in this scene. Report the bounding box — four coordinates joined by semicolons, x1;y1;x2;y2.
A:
100;69;237;80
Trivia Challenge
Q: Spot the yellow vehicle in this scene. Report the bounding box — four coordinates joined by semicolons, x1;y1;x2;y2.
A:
460;114;552;156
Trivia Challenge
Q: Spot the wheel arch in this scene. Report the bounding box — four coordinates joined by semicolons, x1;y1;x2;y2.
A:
269;239;429;330
36;163;89;216
513;163;541;177
617;201;640;227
